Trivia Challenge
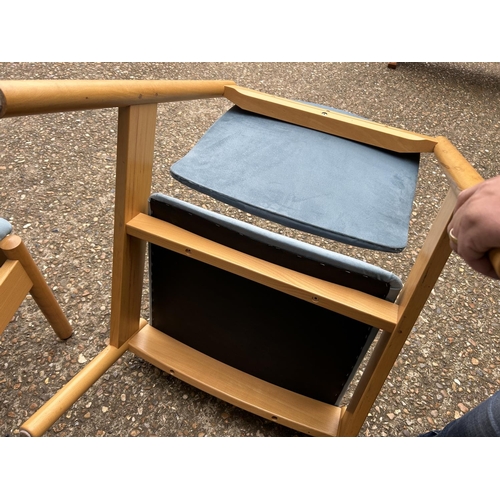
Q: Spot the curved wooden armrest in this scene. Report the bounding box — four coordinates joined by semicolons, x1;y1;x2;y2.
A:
434;136;484;191
0;79;235;117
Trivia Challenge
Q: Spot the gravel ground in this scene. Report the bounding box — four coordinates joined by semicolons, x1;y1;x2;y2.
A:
1;62;500;438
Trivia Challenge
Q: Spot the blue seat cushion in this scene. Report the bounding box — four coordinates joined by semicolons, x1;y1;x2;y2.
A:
0;218;12;240
171;105;420;252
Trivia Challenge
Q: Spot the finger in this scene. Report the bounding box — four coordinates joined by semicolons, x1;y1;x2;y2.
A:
453;183;481;214
467;257;498;280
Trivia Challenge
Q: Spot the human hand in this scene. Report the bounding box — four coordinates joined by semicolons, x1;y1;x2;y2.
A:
447;175;500;279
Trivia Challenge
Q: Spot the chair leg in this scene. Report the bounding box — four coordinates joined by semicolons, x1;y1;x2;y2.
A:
20;340;129;436
20;318;147;436
0;234;72;340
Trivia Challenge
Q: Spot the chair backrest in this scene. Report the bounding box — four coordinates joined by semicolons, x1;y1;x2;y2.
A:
149;193;402;405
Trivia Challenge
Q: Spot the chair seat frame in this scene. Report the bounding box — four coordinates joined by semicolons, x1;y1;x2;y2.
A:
0;80;498;437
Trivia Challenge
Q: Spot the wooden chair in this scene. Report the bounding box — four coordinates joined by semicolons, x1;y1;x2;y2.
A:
0;218;72;339
0;80;497;437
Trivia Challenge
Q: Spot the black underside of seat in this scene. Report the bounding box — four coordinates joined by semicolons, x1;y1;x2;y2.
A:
149;197;389;405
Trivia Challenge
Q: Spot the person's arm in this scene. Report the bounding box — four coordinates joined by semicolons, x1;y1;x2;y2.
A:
448;175;500;279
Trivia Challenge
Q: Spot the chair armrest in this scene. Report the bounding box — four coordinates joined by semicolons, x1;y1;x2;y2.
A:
0;79;235;117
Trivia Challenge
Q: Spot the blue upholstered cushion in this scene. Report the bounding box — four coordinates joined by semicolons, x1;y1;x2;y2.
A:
0;218;12;240
171;105;420;253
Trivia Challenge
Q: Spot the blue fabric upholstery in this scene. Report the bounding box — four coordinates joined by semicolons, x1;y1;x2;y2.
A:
171;105;420;252
150;193;403;300
0;218;12;241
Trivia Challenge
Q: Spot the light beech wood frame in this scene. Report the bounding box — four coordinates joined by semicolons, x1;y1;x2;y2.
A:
0;232;72;339
1;80;498;437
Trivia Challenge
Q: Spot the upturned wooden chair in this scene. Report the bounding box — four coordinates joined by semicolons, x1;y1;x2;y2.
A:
0;218;72;339
0;80;497;437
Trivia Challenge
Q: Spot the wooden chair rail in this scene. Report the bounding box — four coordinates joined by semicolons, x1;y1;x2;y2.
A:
434;136;485;192
0;79;235;117
224;85;438;153
126;213;400;332
128;324;344;437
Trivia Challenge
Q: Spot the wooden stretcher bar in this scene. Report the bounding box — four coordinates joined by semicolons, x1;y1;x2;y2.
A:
126;213;399;332
128;324;345;437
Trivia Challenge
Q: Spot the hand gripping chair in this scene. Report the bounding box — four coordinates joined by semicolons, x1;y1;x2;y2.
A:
1;80;498;437
0;218;72;339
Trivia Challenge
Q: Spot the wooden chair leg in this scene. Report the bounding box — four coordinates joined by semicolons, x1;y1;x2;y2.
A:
109;103;157;348
20;318;147;436
0;234;72;340
338;189;456;436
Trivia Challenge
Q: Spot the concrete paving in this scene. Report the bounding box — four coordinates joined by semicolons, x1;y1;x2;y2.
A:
1;62;500;437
